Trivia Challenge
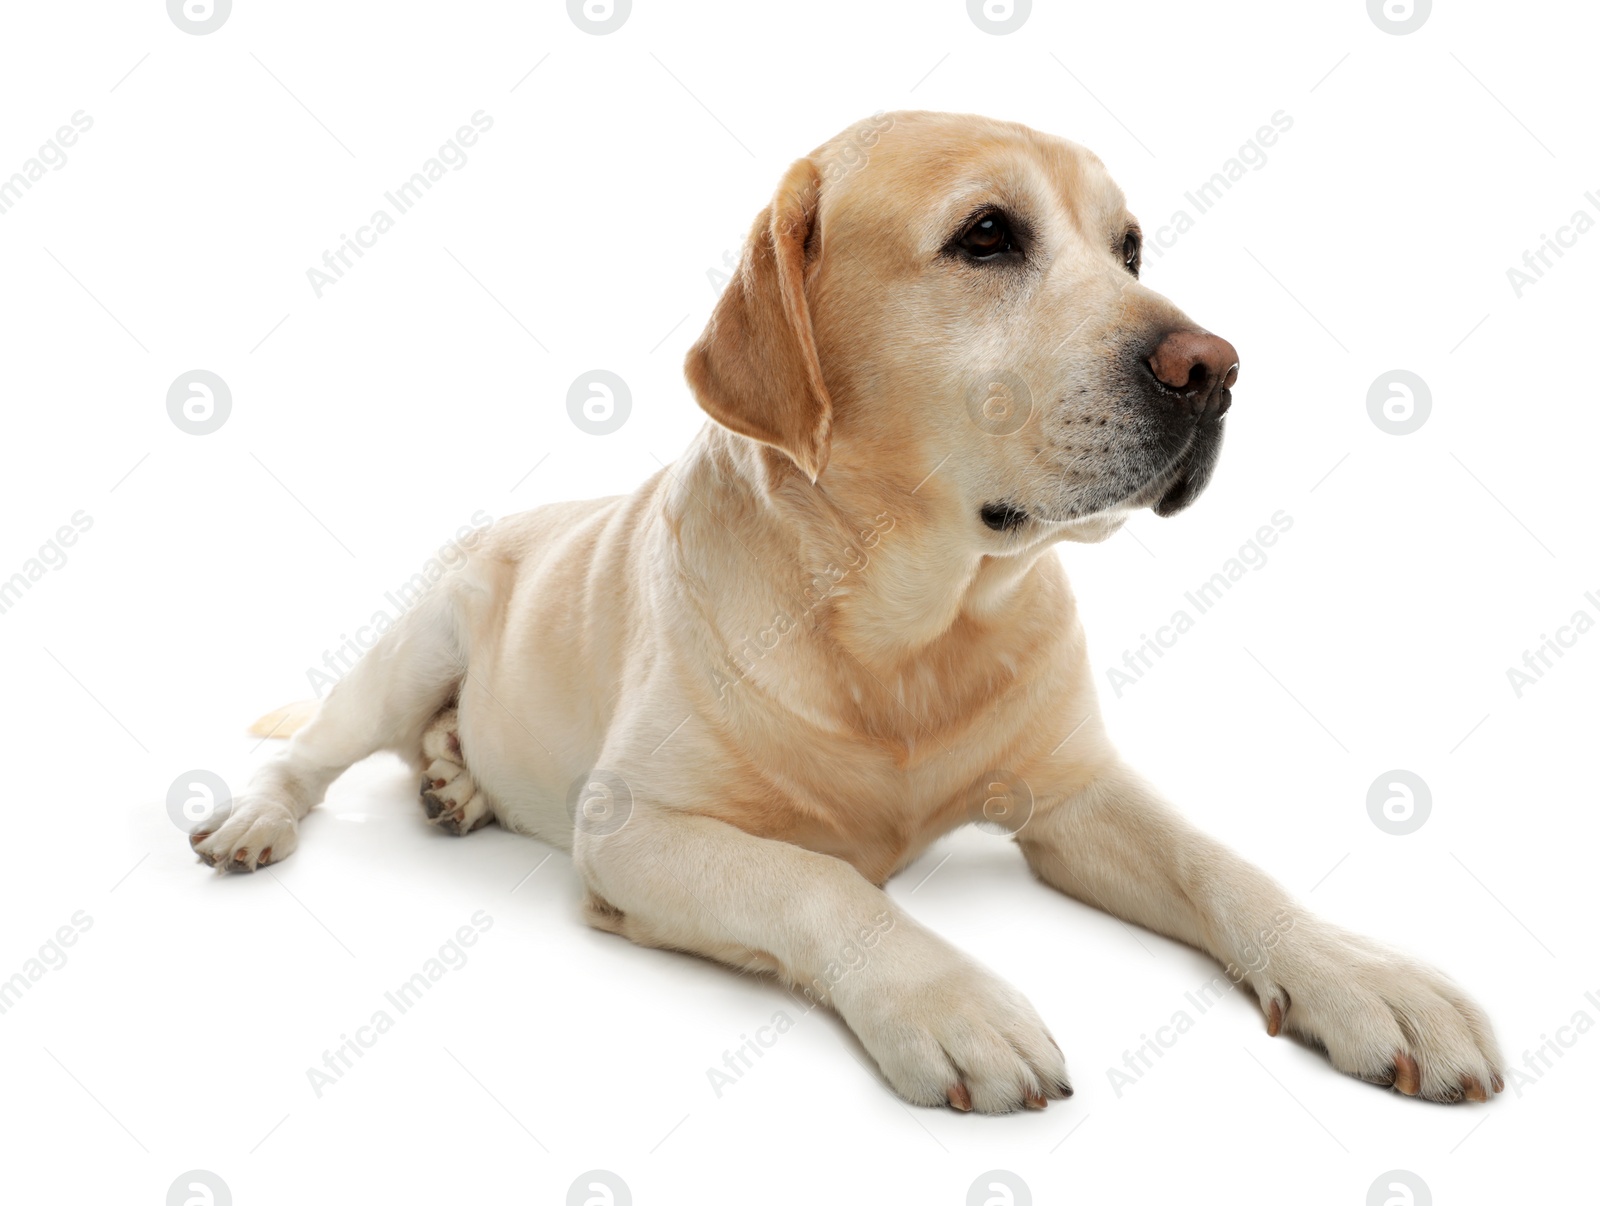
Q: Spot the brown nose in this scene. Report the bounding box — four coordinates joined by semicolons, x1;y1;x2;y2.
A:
1146;329;1239;419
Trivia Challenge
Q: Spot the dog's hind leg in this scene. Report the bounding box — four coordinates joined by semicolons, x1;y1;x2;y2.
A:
192;589;467;871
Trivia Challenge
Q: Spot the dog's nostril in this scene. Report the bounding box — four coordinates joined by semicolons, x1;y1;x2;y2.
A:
1183;365;1210;397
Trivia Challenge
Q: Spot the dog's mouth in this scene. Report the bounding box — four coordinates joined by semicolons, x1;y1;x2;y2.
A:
1147;416;1225;517
979;501;1030;532
980;412;1226;533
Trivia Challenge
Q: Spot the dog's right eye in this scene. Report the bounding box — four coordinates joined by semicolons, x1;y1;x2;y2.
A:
954;211;1016;261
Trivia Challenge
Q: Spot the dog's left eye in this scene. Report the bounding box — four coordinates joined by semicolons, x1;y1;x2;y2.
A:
955;211;1016;260
1121;229;1141;277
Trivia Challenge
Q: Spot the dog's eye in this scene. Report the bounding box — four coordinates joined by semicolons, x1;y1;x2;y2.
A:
957;211;1015;260
1122;229;1141;277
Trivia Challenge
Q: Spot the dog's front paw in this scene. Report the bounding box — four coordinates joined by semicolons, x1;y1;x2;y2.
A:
1245;924;1503;1103
190;795;299;872
837;952;1071;1114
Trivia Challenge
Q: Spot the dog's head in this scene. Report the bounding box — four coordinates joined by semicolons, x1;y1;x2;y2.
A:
686;111;1237;542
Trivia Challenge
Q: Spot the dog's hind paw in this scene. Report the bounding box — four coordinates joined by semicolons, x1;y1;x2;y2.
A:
419;707;493;835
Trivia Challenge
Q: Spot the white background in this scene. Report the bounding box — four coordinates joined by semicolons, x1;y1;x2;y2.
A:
1;1;1595;1203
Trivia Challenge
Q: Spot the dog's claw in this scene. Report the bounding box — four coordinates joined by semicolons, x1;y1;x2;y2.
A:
1461;1076;1488;1103
1393;1051;1421;1096
948;1084;972;1112
420;783;445;820
1491;1072;1505;1094
1266;998;1283;1037
1023;1089;1047;1110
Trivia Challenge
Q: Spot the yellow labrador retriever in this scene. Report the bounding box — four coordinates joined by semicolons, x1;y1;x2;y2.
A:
195;111;1503;1112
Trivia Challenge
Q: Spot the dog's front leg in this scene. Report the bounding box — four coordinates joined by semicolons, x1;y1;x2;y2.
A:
575;807;1070;1113
1016;761;1504;1102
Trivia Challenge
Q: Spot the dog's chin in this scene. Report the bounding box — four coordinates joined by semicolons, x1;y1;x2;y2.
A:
996;418;1225;534
1149;418;1225;518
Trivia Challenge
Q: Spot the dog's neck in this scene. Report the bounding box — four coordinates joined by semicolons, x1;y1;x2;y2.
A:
674;425;1083;674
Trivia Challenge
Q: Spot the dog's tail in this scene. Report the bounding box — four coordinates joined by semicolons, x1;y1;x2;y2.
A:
248;699;317;739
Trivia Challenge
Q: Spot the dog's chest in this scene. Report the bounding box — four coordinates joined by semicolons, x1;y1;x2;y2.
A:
710;671;1045;882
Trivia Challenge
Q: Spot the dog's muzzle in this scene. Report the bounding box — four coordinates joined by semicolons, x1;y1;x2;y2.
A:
1144;328;1237;517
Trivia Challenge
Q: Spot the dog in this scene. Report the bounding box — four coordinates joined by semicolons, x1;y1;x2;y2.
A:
194;111;1503;1113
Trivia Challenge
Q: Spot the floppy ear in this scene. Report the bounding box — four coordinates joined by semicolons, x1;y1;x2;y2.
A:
685;158;832;482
